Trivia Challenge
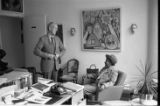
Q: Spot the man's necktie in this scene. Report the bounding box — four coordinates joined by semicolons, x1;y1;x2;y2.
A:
51;37;56;52
51;37;54;43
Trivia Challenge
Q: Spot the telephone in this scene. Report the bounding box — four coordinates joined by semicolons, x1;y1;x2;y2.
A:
43;83;67;97
50;84;66;95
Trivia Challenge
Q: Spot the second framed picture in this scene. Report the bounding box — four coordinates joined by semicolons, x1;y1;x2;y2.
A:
1;0;23;13
82;8;121;52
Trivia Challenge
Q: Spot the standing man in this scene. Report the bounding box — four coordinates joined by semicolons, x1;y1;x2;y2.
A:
34;22;65;81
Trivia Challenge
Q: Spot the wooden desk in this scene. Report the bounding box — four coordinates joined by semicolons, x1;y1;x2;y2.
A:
53;88;84;105
40;78;85;105
0;77;85;105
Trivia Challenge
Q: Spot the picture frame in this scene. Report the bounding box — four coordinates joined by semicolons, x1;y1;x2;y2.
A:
82;8;121;51
1;0;23;13
56;24;63;43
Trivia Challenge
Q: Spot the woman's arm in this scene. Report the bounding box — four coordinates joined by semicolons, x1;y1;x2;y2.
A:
99;70;118;89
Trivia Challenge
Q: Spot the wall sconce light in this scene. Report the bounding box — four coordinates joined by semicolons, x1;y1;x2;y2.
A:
70;27;76;36
130;24;138;34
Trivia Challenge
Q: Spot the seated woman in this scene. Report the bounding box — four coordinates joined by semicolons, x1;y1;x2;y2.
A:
84;54;118;96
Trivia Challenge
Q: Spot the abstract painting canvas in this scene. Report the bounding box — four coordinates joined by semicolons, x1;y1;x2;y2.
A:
82;8;120;51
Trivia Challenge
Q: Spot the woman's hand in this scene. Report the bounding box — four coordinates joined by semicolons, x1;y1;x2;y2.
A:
97;83;105;90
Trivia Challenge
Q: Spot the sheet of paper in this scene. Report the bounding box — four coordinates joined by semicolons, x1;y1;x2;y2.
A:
62;82;84;92
0;78;7;85
26;93;51;104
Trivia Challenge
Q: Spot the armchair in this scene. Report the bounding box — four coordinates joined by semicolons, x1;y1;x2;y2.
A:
83;70;127;103
96;70;127;102
58;58;79;83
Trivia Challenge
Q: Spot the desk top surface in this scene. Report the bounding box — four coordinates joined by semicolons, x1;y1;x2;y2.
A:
0;68;30;81
0;77;84;105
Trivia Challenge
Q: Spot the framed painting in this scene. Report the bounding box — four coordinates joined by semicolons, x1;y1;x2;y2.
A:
56;24;63;43
1;0;23;13
82;8;121;51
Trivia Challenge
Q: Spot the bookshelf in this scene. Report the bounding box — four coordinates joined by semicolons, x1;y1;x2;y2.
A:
0;0;24;18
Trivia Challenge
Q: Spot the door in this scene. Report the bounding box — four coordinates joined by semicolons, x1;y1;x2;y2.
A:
0;17;24;67
23;15;46;72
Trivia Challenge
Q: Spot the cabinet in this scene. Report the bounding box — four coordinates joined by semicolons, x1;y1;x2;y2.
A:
72;89;85;105
0;0;24;18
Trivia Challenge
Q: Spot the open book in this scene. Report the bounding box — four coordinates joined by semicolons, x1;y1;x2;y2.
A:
62;82;84;92
31;83;50;93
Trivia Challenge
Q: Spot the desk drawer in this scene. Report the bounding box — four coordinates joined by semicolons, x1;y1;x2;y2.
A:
72;89;84;105
78;99;86;105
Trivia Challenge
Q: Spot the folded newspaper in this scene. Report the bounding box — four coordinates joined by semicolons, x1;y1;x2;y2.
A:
62;82;84;92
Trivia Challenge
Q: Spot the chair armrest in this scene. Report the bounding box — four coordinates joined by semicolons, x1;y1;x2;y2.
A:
97;86;124;102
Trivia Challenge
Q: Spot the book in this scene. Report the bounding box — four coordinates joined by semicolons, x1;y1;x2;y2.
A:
62;82;84;92
31;83;50;93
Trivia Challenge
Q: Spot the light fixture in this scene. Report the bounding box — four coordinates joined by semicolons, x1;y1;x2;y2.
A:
70;27;76;36
130;24;137;34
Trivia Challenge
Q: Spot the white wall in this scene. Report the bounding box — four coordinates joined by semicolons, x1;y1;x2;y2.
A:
24;0;157;85
0;16;24;67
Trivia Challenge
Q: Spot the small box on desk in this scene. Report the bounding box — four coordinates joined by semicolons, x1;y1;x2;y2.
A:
121;87;134;101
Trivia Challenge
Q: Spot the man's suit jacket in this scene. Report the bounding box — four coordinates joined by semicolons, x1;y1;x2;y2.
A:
34;34;65;73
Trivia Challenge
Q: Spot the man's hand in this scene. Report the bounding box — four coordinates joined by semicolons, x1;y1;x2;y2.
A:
54;54;60;60
55;54;60;58
47;53;55;59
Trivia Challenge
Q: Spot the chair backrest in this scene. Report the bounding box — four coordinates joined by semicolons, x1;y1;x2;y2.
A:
67;59;79;74
114;70;127;86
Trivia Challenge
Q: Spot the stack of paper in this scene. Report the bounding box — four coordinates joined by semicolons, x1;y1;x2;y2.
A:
17;90;51;104
0;78;7;85
62;82;84;92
